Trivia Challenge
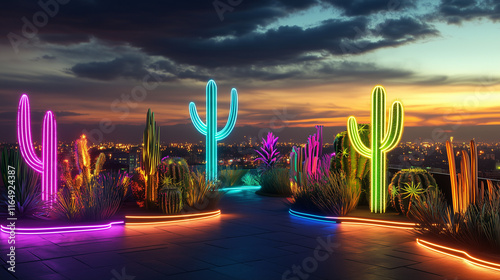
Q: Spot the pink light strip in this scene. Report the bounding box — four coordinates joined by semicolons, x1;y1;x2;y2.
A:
0;221;124;235
17;94;58;205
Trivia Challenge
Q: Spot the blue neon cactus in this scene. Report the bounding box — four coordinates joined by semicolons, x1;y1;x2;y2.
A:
189;80;238;182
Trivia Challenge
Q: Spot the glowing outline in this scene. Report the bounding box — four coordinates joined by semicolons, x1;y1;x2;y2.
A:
347;85;404;213
417;239;500;272
0;221;124;235
189;80;238;181
17;94;58;206
126;210;221;225
289;209;415;230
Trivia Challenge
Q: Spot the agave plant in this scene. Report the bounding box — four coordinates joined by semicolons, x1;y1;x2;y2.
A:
0;147;47;217
254;132;282;173
400;182;428;216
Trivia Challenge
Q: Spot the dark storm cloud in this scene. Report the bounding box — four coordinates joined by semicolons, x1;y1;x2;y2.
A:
322;0;408;16
70;55;151;80
375;17;439;40
436;0;500;23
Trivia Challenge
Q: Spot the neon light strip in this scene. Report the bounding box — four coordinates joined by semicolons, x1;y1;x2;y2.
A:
126;210;221;219
220;186;260;192
417;239;500;272
126;211;221;225
0;221;124;235
289;209;415;229
17;94;58;205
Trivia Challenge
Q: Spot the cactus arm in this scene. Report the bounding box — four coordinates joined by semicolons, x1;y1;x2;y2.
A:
17;94;43;173
189;102;207;136
42;111;57;203
215;88;238;141
381;101;404;151
347;117;371;158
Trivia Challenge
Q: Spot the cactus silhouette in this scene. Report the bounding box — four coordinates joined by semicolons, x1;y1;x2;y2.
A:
189;80;238;182
347;85;404;213
17;94;58;206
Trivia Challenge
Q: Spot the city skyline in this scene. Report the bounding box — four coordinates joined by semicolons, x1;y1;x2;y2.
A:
1;1;500;143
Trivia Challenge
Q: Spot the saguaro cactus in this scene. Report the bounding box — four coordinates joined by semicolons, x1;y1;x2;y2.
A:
143;109;161;209
347;85;404;213
189;80;238;182
17;94;58;206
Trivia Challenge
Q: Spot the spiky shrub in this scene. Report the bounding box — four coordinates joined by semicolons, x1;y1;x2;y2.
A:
54;171;129;221
258;168;291;196
242;171;260;186
388;168;437;216
219;166;248;187
254;132;282;173
0;147;46;217
410;182;500;252
130;170;146;207
290;170;360;216
331;124;370;204
158;187;183;214
185;171;223;211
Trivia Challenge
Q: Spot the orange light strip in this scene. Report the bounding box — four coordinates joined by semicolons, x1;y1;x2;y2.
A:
335;217;415;226
343;222;415;230
126;210;221;226
125;209;221;219
417;239;500;272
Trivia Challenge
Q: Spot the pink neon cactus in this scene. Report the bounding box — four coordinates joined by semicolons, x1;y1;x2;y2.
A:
17;94;58;206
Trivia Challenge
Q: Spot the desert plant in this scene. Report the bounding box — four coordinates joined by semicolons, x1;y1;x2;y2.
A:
410;182;500;252
130;169;146;207
143;109;161;209
258;168;291;196
388;168;437;216
242;172;260;186
158;187;183;214
331;124;370;204
54;171;129;221
219;166;247;187
254;132;282;173
157;157;190;185
0;147;46;217
185;170;223;211
290;170;360;216
290;126;331;187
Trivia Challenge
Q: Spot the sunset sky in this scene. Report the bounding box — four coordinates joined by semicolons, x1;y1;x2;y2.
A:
1;0;500;144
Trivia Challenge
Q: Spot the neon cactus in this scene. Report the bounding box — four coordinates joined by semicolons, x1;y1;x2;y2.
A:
143;109;160;209
347;85;404;213
189;79;238;182
17;94;58;206
446;139;478;214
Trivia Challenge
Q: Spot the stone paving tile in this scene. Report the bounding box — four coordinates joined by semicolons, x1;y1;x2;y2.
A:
0;266;17;280
3;189;500;279
0;248;40;264
74;251;131;268
42;256;90;274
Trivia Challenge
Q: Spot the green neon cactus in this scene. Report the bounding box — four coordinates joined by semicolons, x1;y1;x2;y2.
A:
143;109;161;209
347;85;404;213
189;80;238;182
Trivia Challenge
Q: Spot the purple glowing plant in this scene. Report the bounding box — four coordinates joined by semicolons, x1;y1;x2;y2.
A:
254;132;282;173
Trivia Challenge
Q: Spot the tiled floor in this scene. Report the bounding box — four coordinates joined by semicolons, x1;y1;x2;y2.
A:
1;188;499;279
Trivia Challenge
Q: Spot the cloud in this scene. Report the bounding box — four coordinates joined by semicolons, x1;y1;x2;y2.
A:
375;17;439;40
436;0;500;24
70;55;152;80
